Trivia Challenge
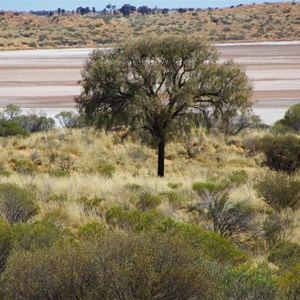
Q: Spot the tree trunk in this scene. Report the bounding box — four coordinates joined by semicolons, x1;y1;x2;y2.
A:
157;140;165;177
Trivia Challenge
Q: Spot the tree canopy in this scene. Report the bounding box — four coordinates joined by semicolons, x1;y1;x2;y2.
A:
75;36;253;177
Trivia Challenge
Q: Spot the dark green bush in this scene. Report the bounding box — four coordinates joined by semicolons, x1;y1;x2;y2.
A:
255;172;300;211
179;225;249;266
255;135;300;174
268;241;300;269
12;222;63;251
0;183;38;223
0;220;13;272
263;212;295;249
280;103;300;131
222;264;277;300
0;119;28;137
2;233;223;299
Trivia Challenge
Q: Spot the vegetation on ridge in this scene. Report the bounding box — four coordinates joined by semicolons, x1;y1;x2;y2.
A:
0;2;300;50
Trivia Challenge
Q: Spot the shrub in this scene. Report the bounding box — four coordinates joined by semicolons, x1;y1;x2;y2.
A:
281;103;300;131
12;222;63;251
136;192;161;212
255;135;300;174
96;163;116;178
263;212;295;249
2;233;224;300
276;263;300;300
0;119;28;137
0;183;38;223
179;225;249;266
77;221;106;240
191;181;255;239
2;243;98;300
0;220;13;272
105;206;162;231
268;241;300;269
11;159;37;176
222;264;277;300
255;172;300;211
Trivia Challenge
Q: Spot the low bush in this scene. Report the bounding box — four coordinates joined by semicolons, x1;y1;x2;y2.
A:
255;135;300;174
0;183;38;223
268;241;300;269
0;220;13;272
255;172;300;211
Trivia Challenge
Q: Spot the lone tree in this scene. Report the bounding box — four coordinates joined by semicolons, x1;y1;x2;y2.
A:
75;36;252;177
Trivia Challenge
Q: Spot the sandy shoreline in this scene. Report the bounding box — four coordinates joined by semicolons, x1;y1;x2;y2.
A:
0;41;300;125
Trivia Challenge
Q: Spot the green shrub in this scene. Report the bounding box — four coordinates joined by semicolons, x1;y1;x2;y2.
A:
0;119;28;137
222;264;277;300
281;103;300;131
1;233;224;300
11;159;37;176
2;243;98;300
12;222;63;251
0;220;13;272
255;172;300;211
105;206;163;231
255;135;300;174
192;181;227;193
96;163;116;178
268;241;300;269
77;221;106;240
136;192;161;212
0;183;38;223
47;193;68;202
180;225;249;266
276;263;300;300
263;212;295;249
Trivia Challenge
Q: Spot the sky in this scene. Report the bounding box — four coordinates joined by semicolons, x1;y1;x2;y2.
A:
0;0;295;11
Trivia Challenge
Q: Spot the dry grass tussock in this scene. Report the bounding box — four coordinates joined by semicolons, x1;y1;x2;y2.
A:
0;127;299;244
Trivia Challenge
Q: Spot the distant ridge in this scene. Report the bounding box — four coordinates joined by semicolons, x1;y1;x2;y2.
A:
0;2;299;50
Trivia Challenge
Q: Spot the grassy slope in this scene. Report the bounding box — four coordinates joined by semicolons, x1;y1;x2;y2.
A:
0;2;300;50
2;127;299;244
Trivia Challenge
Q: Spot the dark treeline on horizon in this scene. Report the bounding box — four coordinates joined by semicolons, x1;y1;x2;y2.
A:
1;2;251;17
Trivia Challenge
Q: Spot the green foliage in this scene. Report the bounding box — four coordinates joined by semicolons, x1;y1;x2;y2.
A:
77;221;106;240
136;192;161;212
263;212;295;249
255;172;300;211
255;135;300;174
222;264;277;300
0;183;38;223
167;182;183;189
180;225;249;266
105;206;163;231
3;104;22;120
192;181;227;193
47;193;68;202
280;103;300;131
268;241;300;269
11;158;38;176
0;119;29;137
2;232;223;299
0;220;13;272
12;222;63;251
55;111;86;128
96;162;116;178
276;263;300;300
76;36;252;176
229;170;248;186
